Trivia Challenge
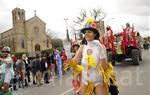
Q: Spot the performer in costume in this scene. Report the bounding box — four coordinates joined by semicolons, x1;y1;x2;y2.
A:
0;46;13;95
102;26;115;54
72;18;109;95
122;23;137;47
54;49;62;79
71;41;82;93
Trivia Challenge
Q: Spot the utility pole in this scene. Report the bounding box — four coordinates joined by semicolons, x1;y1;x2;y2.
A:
64;18;70;41
74;31;77;40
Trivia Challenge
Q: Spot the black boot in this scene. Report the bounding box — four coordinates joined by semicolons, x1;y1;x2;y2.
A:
18;81;21;88
13;85;17;91
25;79;28;87
18;78;22;88
33;80;36;85
27;72;31;82
45;81;49;84
44;72;49;84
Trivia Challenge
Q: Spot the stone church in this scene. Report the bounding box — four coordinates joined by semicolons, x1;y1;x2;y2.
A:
0;7;52;56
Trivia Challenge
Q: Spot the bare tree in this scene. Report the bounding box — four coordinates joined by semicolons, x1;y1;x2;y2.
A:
73;9;87;26
89;7;105;21
46;29;57;40
70;26;83;40
73;7;106;26
71;7;106;40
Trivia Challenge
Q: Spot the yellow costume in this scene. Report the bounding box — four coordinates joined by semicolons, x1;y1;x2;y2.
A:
84;55;96;76
84;55;96;68
70;59;84;77
70;17;118;95
100;62;117;94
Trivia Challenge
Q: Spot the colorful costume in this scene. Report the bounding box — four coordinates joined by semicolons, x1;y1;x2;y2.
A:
81;40;106;87
84;51;96;77
102;26;115;54
0;55;13;95
2;55;14;83
71;41;83;93
71;18;118;95
122;24;137;48
55;49;62;79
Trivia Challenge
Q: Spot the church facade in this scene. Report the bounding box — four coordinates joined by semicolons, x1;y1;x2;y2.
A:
0;8;52;56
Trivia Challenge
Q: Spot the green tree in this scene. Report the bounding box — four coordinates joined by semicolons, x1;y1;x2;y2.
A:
51;39;63;48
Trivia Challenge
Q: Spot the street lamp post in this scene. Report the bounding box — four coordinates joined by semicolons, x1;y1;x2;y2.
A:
74;31;77;40
64;18;70;41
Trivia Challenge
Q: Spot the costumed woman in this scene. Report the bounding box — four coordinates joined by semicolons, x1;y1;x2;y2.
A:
71;41;82;94
102;26;116;65
72;18;109;95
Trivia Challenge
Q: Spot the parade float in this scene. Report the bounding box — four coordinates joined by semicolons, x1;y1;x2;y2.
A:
104;23;142;65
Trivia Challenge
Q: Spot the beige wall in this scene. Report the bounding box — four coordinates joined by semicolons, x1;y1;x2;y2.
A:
25;16;50;52
0;29;15;50
0;8;52;54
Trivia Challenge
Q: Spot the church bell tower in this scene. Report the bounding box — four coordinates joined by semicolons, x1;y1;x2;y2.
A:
11;7;26;52
12;7;25;30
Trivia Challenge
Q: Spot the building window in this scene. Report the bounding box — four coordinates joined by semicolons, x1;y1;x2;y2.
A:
34;26;39;33
5;40;6;45
1;41;3;45
18;11;21;20
21;39;25;49
47;39;49;48
12;38;15;52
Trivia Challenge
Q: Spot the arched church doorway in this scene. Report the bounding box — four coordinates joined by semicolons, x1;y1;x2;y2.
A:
35;44;40;51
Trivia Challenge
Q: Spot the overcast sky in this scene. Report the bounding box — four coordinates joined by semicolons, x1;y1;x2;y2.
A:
0;0;149;38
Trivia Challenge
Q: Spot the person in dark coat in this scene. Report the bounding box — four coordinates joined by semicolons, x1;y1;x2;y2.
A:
32;55;42;86
31;57;37;85
41;55;49;84
45;52;51;80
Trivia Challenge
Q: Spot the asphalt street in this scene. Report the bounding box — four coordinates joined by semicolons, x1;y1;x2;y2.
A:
13;49;150;95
